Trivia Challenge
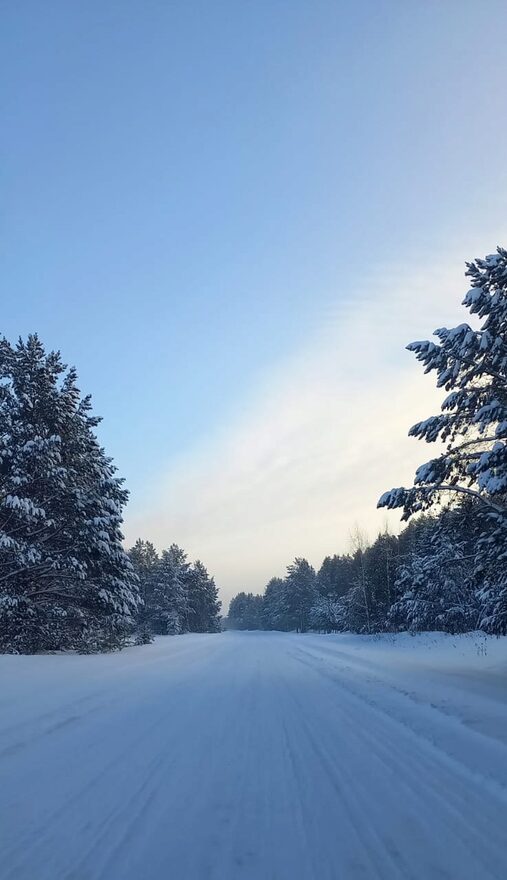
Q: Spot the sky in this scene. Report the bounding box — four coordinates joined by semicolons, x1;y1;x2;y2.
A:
3;1;507;607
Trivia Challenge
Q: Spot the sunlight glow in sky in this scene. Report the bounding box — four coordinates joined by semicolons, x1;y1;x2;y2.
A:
3;1;507;604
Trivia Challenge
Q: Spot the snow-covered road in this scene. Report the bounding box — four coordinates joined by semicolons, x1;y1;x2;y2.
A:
1;631;507;880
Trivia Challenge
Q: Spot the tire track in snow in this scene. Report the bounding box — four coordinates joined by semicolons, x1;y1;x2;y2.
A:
2;633;506;880
287;644;507;879
290;642;507;797
2;642;232;879
278;660;414;880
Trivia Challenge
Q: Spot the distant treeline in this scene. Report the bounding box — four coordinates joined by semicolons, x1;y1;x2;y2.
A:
228;500;504;635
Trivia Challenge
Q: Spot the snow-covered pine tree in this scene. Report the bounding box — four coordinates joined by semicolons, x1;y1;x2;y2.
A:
285;558;317;633
261;577;288;630
128;540;222;636
128;539;158;641
0;334;140;653
316;555;354;601
389;508;479;633
186;559;221;633
309;594;345;633
341;578;371;633
150;544;189;634
362;530;399;628
129;539;158;597
379;248;507;633
228;592;263;630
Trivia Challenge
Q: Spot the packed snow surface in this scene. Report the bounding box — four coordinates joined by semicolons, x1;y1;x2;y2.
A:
1;631;507;879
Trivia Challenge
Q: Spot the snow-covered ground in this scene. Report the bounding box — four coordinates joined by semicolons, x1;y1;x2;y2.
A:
1;631;506;880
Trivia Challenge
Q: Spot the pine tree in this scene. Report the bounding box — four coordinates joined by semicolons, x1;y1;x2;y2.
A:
362;531;399;628
186;559;221;633
261;577;288;630
389;510;479;633
129;540;222;636
150;544;189;634
0;335;140;653
309;594;345;633
285;558;317;633
128;539;158;640
317;555;354;600
228;592;263;630
379;248;507;633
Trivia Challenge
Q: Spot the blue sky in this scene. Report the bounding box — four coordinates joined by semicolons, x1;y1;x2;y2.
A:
3;1;507;601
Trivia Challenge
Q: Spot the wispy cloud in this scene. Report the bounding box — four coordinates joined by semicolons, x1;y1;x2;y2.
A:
124;230;507;607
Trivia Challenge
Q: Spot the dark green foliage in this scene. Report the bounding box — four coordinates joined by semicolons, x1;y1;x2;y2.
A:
261;578;287;630
284;558;317;632
135;625;154;646
230;499;502;636
379;247;507;634
389;505;480;634
228;592;263;630
317;555;354;599
128;542;221;636
186;560;221;633
229;560;317;632
0;335;140;653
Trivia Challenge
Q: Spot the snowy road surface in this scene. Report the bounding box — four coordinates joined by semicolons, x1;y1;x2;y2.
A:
1;631;507;880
